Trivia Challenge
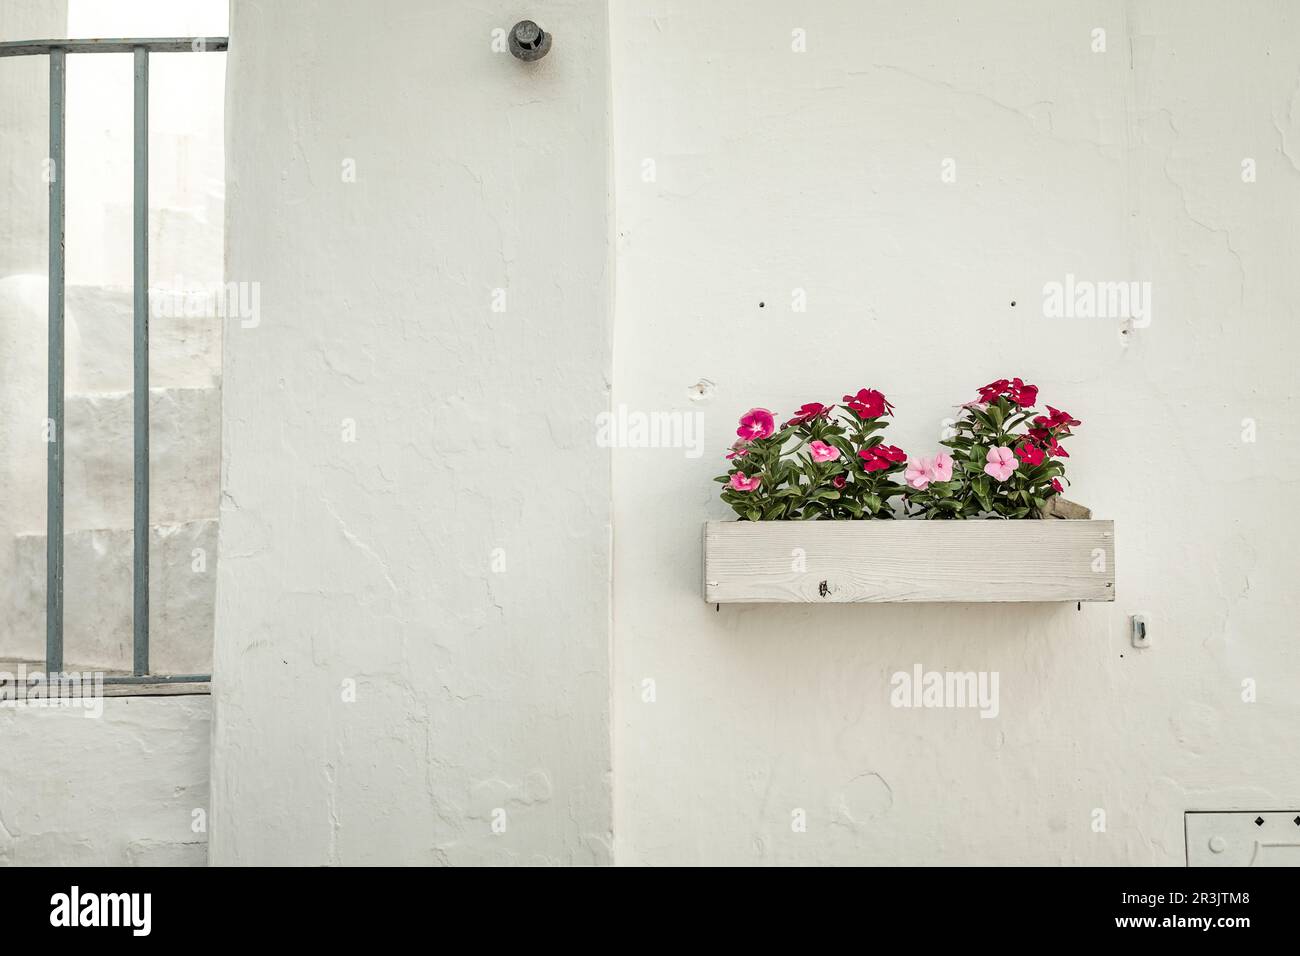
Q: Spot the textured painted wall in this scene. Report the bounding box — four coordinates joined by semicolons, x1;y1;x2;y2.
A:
0;697;210;865
610;0;1300;864
212;1;614;864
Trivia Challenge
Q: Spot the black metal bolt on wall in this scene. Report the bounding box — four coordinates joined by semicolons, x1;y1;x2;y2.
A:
509;20;551;61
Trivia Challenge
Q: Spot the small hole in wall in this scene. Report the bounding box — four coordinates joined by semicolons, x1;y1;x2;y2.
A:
759;301;765;308
1010;300;1017;307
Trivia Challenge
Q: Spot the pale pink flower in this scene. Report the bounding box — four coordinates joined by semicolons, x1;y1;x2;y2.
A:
984;446;1019;482
905;451;955;490
808;440;840;463
905;456;934;490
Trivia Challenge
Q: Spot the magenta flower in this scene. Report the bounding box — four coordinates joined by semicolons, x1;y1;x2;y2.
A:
842;388;894;419
831;474;847;489
859;444;906;472
984;446;1019;482
729;472;761;492
1051;478;1064;493
737;408;776;442
1033;406;1081;433
808;440;840;463
785;402;829;427
725;441;750;460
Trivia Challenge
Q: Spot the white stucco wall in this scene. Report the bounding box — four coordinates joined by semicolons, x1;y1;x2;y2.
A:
609;0;1300;864
211;0;614;864
0;696;211;865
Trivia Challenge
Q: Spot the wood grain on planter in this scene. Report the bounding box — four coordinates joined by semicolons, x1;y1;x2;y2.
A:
703;520;1115;604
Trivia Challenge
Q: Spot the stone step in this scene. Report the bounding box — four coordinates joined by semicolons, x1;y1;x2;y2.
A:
0;276;222;397
4;518;217;675
62;386;221;532
66;284;222;393
2;386;219;536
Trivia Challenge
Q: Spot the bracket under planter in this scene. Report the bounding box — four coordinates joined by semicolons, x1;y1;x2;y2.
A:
702;520;1115;604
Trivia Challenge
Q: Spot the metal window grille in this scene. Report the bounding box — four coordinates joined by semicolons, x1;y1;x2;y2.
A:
0;37;229;686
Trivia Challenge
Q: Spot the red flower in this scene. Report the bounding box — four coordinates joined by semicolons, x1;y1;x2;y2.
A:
1027;427;1051;444
976;377;1038;407
842;388;894;419
1008;378;1038;407
831;474;847;489
1015;441;1045;466
1033;406;1081;433
976;379;1010;403
1045;437;1068;458
785;402;829;427
858;444;906;472
1051;478;1064;493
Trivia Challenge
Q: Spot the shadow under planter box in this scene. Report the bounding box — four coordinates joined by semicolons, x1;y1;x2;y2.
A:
702;520;1115;604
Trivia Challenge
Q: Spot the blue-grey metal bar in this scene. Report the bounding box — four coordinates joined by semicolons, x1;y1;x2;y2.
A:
0;38;228;57
46;49;65;674
133;46;150;677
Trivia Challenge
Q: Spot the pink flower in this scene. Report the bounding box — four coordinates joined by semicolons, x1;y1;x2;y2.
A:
984;446;1019;482
905;457;934;490
808;440;840;463
831;474;847;489
904;451;955;490
930;451;954;482
842;388;894;419
725;441;749;460
737;408;776;442
729;472;761;492
785;402;829;427
1015;441;1045;466
858;444;906;472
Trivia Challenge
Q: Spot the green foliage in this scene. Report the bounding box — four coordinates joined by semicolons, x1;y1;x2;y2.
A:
717;400;906;520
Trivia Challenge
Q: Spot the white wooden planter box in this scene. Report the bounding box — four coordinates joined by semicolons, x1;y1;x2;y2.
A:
703;520;1115;604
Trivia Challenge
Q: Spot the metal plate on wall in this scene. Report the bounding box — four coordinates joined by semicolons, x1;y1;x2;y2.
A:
1186;811;1300;866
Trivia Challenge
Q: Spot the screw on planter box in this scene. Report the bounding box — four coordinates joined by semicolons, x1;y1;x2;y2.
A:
509;20;552;61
